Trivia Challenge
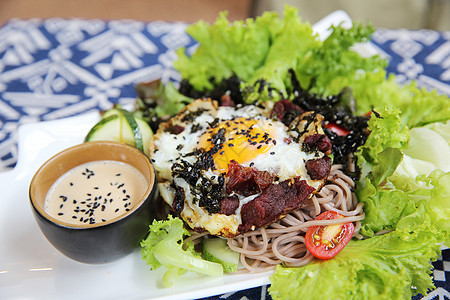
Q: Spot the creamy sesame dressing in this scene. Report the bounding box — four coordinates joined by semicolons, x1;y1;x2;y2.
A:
44;160;148;226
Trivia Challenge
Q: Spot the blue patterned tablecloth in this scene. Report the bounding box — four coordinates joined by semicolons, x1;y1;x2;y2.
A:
0;18;448;299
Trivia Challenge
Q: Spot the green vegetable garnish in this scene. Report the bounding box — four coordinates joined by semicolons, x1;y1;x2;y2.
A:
175;6;386;103
140;215;223;287
270;222;445;299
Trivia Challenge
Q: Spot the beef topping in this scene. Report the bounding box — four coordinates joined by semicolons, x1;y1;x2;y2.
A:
305;156;332;180
226;160;273;196
220;94;235;107
239;178;315;232
168;124;185;135
219;195;240;215
303;134;332;154
270;99;304;125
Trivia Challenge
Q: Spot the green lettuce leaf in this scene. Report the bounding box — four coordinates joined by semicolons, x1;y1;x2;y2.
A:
242;6;319;102
174;11;276;91
351;75;450;127
175;6;386;104
355;110;450;236
135;80;193;118
140;215;223;287
356;106;409;171
295;22;386;96
269;223;445;300
410;170;450;235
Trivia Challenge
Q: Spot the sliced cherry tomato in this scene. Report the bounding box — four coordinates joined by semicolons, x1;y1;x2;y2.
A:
305;211;354;260
324;122;351;136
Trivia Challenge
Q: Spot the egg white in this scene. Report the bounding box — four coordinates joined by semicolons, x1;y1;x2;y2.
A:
150;99;327;237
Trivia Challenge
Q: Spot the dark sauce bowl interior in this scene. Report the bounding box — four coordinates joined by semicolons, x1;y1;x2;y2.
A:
29;141;158;264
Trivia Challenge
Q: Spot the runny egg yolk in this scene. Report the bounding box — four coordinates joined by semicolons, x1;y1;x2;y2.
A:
198;117;275;172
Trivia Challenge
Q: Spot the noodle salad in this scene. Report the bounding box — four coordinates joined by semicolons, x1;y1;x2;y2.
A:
107;6;449;300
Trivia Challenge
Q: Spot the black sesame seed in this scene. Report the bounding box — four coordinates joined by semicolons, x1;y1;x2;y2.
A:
250;162;255;167
270;152;275;155
57;212;64;216
73;200;77;204
116;173;121;176
59;204;64;209
72;216;77;219
115;208;119;213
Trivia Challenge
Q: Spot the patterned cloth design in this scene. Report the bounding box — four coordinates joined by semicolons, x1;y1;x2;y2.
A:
0;19;448;299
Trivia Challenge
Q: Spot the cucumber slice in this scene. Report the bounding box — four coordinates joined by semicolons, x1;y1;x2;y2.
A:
84;115;134;145
136;117;153;155
101;108;121;119
85;108;153;155
100;108;141;148
203;238;239;273
119;108;143;151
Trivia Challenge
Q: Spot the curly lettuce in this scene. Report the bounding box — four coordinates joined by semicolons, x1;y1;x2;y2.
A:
140;215;223;287
175;6;386;103
270;221;445;300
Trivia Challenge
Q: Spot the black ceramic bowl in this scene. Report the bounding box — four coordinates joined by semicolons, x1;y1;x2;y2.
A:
29;141;158;264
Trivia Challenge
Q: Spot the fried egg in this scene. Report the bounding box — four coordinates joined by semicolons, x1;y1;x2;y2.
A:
149;99;331;237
